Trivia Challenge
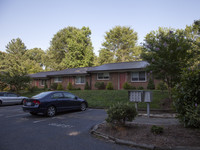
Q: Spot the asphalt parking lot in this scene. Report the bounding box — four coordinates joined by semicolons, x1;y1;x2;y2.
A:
0;105;139;150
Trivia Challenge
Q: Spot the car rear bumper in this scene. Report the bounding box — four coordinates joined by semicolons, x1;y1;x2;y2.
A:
22;106;46;114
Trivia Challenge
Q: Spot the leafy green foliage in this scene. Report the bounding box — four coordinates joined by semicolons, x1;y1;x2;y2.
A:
106;102;137;126
50;83;58;90
157;82;168;91
137;86;144;90
147;78;155;90
57;83;63;90
98;26;141;64
27;86;39;93
122;82;136;90
67;82;73;90
95;82;105;90
173;67;200;128
46;26;94;70
84;82;90;90
0;81;8;91
151;125;164;135
142;27;198;98
106;82;114;90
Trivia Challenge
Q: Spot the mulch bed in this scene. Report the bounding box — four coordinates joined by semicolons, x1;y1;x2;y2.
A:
96;123;200;147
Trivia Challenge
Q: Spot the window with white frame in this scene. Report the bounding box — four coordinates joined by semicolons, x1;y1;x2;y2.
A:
75;76;85;84
97;72;110;80
54;77;62;83
131;71;146;82
40;80;46;86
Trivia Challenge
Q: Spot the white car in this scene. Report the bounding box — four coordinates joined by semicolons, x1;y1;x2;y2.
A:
0;92;28;106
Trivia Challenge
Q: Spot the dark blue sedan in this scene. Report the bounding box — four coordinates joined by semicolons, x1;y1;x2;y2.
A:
22;91;88;117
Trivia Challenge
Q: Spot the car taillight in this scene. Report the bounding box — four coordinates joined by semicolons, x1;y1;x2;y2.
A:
23;100;26;104
33;100;40;105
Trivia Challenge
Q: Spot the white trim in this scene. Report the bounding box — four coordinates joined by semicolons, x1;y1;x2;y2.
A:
131;71;147;82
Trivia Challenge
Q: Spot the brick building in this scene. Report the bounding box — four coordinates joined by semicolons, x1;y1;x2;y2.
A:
30;61;160;90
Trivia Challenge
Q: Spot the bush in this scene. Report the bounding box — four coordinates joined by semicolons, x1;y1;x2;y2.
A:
57;83;63;90
27;86;38;92
95;82;105;90
173;67;200;128
106;82;114;90
73;87;81;90
44;82;48;90
157;82;168;91
50;83;58;90
123;82;131;90
147;78;155;90
106;102;137;126
137;86;144;90
67;82;73;90
151;125;164;135
84;82;90;90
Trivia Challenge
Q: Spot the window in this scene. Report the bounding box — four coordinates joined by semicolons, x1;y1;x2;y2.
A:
63;92;76;99
7;93;17;97
54;77;62;83
40;80;46;86
75;76;85;84
51;93;63;99
131;71;146;82
97;73;110;80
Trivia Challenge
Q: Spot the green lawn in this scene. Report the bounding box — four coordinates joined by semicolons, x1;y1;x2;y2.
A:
21;90;169;109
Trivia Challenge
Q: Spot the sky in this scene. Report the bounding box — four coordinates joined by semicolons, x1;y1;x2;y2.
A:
0;0;199;56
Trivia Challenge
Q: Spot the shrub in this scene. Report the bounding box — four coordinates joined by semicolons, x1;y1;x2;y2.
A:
106;102;137;126
137;86;144;90
44;82;48;90
173;67;200;128
151;125;164;135
67;82;73;90
84;82;90;90
95;82;105;90
50;83;58;90
72;87;81;90
106;82;114;90
57;83;63;90
147;78;155;90
157;82;168;91
27;86;38;92
123;82;131;90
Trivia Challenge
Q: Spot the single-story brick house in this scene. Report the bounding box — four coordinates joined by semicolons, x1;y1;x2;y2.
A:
30;61;160;90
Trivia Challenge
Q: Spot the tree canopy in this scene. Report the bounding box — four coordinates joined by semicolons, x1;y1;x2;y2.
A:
46;26;94;70
98;26;142;65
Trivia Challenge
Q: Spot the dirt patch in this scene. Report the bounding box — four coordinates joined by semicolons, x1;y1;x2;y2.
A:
96;123;200;147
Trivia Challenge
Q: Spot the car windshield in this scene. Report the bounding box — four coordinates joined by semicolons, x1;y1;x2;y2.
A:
32;92;52;99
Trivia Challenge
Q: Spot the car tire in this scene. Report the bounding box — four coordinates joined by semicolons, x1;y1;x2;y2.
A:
30;112;37;115
46;106;56;117
80;103;87;111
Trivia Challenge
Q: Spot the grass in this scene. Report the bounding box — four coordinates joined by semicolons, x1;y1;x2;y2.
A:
20;89;169;109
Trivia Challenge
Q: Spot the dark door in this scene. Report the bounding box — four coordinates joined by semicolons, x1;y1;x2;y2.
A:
119;73;126;89
63;92;80;110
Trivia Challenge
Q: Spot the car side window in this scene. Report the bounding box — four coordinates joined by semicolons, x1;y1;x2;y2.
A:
0;93;4;96
51;93;63;99
63;93;76;99
7;93;17;97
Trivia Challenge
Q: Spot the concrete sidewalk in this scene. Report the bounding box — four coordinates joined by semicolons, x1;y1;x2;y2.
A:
132;115;179;125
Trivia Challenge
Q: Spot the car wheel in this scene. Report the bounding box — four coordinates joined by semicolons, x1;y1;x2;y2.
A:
30;112;37;115
80;103;87;111
46;106;56;117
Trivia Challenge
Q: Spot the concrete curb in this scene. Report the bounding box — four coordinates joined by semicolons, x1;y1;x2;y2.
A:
90;123;200;150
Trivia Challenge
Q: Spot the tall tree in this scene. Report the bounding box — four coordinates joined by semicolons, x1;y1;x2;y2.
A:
0;38;31;91
25;48;45;67
47;26;94;70
141;27;198;99
98;26;141;64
